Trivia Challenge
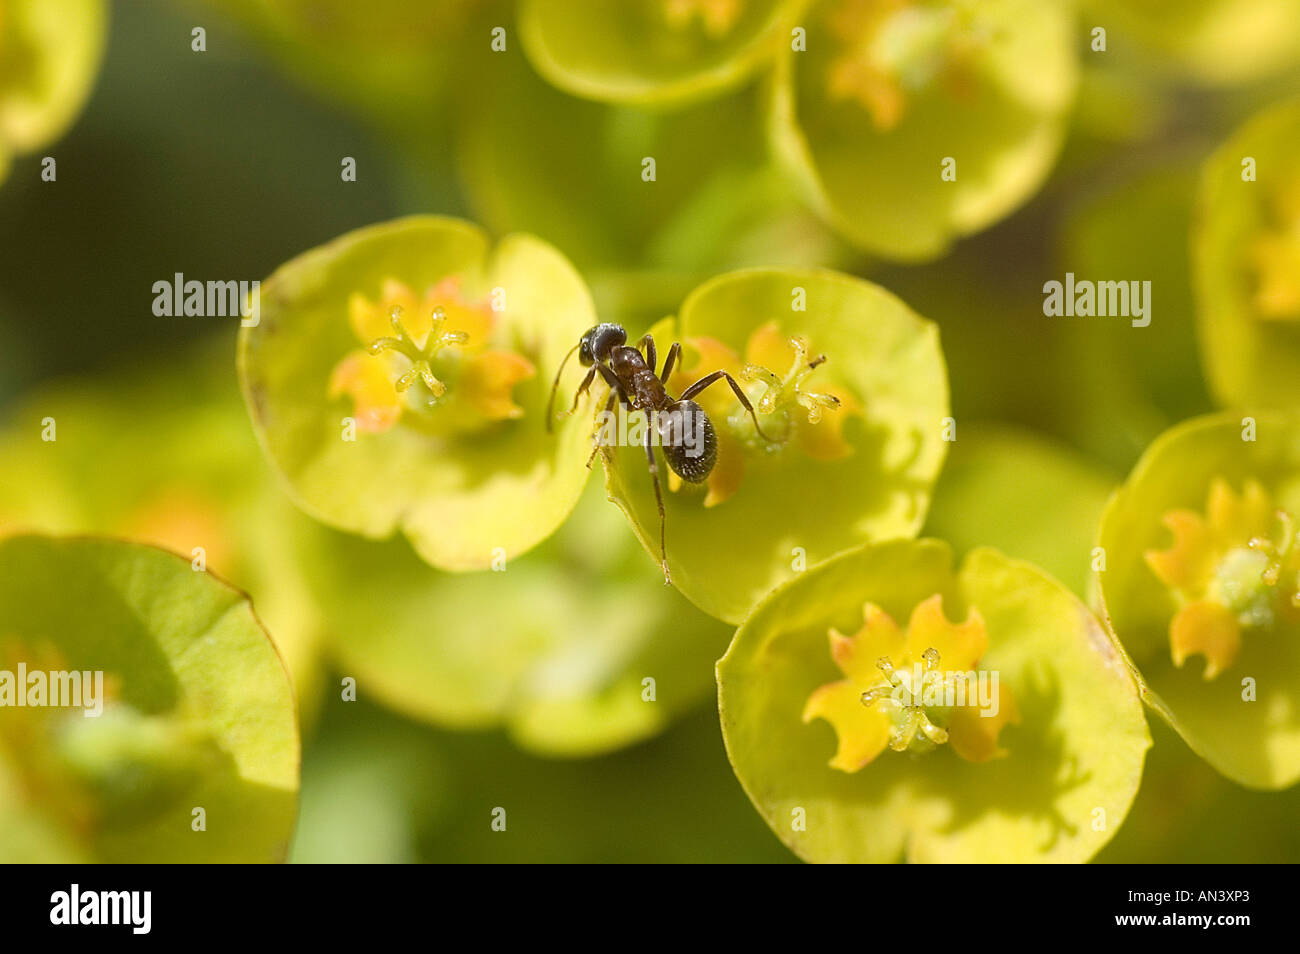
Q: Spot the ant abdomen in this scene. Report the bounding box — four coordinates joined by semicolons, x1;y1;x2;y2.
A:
660;399;717;483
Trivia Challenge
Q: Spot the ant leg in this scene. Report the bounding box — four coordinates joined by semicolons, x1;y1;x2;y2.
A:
659;342;681;383
679;370;776;442
634;334;657;375
585;363;626;468
587;389;618;469
644;422;670;584
566;366;598;416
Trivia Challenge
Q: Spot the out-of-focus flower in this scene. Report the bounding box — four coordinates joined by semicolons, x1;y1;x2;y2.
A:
769;0;1078;260
1096;411;1300;789
519;0;807;106
1146;478;1299;680
0;0;106;184
0;537;298;862
1195;97;1300;410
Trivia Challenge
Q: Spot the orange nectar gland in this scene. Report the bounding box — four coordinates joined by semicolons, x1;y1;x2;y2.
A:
1249;177;1300;321
802;595;1019;772
328;278;535;435
825;0;988;132
1145;477;1300;680
662;0;742;38
665;321;856;507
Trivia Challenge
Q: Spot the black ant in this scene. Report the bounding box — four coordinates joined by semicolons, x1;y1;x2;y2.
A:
547;322;774;583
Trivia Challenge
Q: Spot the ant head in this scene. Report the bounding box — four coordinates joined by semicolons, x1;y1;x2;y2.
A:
579;323;626;366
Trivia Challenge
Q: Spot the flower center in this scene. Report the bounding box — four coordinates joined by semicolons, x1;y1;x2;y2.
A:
825;0;989;131
861;647;953;753
1146;478;1300;679
1249;179;1300;321
365;305;467;407
328;278;535;436
740;334;842;442
661;0;743;37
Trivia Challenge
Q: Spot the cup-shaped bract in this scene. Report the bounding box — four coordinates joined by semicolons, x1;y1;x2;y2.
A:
297;481;735;757
1195;97;1300;412
0;536;299;862
0;0;106;184
769;0;1078;261
1095;411;1300;789
518;0;807;106
212;0;478;127
1084;0;1300;86
600;267;948;623
719;538;1149;862
0;346;328;725
238;216;598;572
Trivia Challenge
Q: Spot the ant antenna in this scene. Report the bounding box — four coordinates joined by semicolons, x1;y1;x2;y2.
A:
545;343;581;433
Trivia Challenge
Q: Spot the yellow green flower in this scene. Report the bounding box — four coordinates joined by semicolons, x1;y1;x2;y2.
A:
239;216;599;573
328;277;535;436
663;0;744;35
602;267;947;623
0;537;298;862
1248;179;1300;322
663;319;858;507
824;0;986;132
720;539;1150;862
803;594;1018;770
1195;97;1300;409
518;0;806;106
769;0;1077;260
1145;477;1300;680
0;0;106;185
1095;411;1300;789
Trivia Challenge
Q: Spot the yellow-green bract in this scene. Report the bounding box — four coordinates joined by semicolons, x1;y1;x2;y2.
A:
0;344;328;727
601;267;949;623
1195;97;1300;411
212;0;478;127
1094;411;1300;789
238;215;597;572
0;0;106;185
0;536;300;862
719;539;1150;863
295;481;734;758
518;0;808;107
768;0;1078;261
1084;0;1300;85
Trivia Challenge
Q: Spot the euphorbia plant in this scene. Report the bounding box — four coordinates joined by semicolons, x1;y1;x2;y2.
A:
768;0;1078;260
0;0;106;186
518;0;808;106
1195;96;1300;411
1094;411;1300;789
718;538;1150;862
1084;0;1300;85
599;266;949;623
0;536;299;862
0;345;328;724
238;215;597;571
